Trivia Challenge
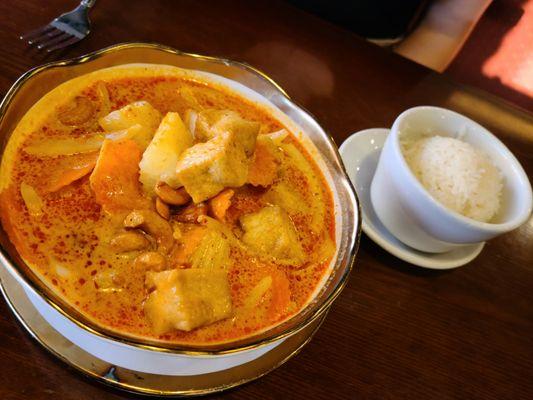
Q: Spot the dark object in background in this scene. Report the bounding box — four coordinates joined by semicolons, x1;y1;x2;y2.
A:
286;0;430;42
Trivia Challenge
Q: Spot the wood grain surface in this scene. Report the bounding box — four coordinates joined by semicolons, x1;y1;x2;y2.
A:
0;1;532;399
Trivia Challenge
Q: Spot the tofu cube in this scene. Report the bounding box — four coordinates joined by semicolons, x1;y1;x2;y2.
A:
194;109;259;156
175;129;255;202
240;205;305;264
144;268;232;334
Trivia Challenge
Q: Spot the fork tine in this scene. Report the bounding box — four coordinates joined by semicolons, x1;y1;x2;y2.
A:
20;24;54;41
36;32;72;50
45;36;81;53
27;27;63;45
22;0;92;53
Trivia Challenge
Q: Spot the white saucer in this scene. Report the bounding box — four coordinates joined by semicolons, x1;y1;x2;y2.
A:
339;128;485;269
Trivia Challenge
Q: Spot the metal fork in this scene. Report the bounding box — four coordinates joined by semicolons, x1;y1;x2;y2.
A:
20;0;96;52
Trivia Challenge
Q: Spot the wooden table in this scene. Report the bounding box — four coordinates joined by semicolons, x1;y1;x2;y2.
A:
0;1;532;399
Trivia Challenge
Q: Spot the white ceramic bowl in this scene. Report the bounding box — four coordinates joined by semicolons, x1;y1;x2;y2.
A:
23;286;281;376
0;44;360;376
371;106;532;253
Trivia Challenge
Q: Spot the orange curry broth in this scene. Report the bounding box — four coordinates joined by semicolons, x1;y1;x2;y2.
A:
0;75;335;344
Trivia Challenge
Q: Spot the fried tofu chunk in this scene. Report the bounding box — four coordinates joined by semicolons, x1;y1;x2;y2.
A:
175;123;259;202
175;110;259;202
240;205;305;264
191;109;233;140
144;268;232;333
193;109;259;156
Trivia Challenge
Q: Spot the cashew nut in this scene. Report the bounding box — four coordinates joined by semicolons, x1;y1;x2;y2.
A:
94;269;124;292
134;251;166;272
110;231;151;253
124;209;174;254
154;182;191;206
155;197;170;220
57;96;95;126
174;202;208;223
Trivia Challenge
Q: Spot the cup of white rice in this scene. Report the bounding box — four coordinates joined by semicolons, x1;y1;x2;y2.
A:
371;106;532;253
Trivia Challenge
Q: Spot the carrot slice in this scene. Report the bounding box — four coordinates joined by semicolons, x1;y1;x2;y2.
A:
89;139;149;212
267;268;291;320
248;139;278;187
45;152;99;193
208;189;234;221
169;225;207;267
174;202;208;223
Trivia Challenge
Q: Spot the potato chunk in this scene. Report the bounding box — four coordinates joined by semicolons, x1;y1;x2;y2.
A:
240;205;304;264
175;125;259;203
144;269;232;333
139;112;193;192
99;101;162;149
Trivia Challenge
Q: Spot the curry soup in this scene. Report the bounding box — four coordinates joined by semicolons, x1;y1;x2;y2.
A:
0;65;335;345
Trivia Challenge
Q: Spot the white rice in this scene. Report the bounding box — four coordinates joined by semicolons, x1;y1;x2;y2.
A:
402;135;503;222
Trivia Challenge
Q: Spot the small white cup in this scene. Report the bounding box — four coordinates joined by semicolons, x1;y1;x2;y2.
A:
370;106;533;253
